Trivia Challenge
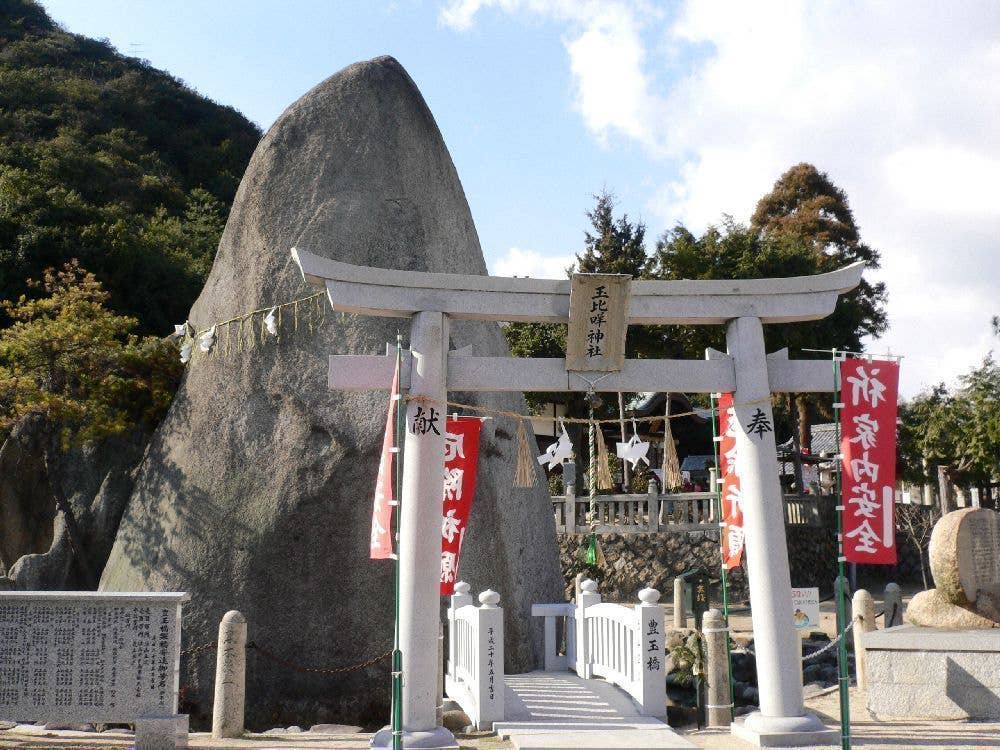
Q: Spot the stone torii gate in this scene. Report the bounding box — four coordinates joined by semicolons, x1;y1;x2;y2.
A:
293;247;862;748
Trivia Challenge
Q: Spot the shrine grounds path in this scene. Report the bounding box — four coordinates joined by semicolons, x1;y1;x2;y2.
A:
4;693;1000;750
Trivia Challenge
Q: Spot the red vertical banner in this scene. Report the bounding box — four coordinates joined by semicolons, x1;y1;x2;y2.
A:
440;417;483;595
718;393;745;570
370;359;400;559
839;358;900;564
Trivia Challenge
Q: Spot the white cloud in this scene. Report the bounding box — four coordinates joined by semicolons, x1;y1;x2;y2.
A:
442;0;1000;396
490;246;576;279
439;1;665;150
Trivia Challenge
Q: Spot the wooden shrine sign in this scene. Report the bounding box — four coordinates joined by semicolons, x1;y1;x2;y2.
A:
566;274;630;372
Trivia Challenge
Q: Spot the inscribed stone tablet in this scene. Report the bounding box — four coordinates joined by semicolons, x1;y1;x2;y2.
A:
565;273;631;372
930;508;1000;606
0;592;187;724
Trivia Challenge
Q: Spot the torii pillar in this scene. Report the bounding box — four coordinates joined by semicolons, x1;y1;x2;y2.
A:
294;248;859;748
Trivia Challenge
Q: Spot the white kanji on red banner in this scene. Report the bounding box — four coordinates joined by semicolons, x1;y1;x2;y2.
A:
440;417;483;594
839;358;899;565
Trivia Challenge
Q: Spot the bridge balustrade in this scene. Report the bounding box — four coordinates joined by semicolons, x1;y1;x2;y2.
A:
532;579;666;719
445;582;504;731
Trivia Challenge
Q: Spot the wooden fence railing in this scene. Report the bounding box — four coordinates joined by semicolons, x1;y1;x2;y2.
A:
552;485;829;533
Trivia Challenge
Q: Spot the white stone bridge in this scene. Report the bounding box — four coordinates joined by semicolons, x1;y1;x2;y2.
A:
446;580;696;749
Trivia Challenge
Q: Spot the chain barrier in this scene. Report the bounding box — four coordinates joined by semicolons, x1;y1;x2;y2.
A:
179;640;392;676
247;642;392;676
733;608;889;663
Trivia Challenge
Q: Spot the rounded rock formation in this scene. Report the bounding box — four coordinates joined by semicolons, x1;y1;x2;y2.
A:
100;56;564;727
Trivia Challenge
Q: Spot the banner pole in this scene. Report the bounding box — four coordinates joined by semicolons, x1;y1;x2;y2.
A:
709;394;735;721
832;349;851;750
391;335;403;750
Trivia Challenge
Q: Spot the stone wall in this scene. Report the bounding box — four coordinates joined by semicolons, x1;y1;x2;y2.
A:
556;503;938;606
557;531;749;605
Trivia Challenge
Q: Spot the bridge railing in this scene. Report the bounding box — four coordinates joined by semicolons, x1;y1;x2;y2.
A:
532;579;666;718
445;582;504;730
552;486;827;532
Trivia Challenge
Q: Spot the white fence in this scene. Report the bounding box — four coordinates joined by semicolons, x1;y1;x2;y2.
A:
532;579;666;718
445;582;504;731
552;487;826;533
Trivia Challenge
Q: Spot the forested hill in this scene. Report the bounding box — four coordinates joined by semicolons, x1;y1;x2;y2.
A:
0;0;261;333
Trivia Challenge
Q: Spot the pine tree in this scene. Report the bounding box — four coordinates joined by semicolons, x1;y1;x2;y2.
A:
575;190;649;277
751;163;888;452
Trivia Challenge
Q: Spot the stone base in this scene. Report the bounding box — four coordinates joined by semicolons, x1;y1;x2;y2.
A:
370;725;458;749
136;714;188;750
864;625;1000;720
905;589;999;628
730;712;838;747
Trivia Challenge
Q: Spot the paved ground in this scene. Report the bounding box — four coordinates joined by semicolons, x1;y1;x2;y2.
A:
495;671;694;749
5;686;999;750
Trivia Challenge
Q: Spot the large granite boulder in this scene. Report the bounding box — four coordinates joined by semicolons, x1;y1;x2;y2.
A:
100;56;564;728
905;508;1000;628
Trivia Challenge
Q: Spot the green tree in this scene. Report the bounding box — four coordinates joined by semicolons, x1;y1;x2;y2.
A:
0;261;181;583
0;0;260;332
750;163;888;451
575;190;649;277
899;356;1000;492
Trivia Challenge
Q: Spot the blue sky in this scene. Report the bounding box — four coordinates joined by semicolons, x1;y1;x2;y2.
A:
40;1;1000;397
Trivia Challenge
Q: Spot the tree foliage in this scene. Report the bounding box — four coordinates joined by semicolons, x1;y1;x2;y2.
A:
575;190;648;277
751;163;888;350
899;354;1000;487
0;261;181;447
0;0;261;333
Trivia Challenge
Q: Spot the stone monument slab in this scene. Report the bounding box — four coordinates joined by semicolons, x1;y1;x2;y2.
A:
931;508;1000;606
0;591;188;742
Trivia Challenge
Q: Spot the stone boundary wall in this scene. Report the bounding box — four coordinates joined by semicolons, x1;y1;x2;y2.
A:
557;506;937;605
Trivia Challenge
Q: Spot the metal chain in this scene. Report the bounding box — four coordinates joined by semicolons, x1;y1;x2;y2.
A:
179;640;392;676
734;607;891;663
247;642;392;676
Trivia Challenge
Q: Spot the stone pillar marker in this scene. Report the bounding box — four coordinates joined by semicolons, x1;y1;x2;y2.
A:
883;583;903;627
851;589;875;691
673;576;688;629
212;610;247;739
727;317;835;746
703;608;732;727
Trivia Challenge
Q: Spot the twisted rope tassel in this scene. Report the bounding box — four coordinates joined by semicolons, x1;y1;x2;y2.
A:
594;422;614;490
513;420;537;488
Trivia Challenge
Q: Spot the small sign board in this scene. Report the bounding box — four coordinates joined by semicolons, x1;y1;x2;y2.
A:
565;274;630;372
791;587;820;631
691;574;711;630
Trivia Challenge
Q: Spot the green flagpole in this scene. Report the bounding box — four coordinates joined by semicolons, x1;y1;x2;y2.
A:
391;335;404;750
709;394;735;721
832;349;851;750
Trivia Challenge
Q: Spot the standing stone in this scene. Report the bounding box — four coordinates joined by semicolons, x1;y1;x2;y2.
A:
100;56;564;727
673;576;687;629
212;611;247;739
851;589;875;691
882;583;903;628
702;609;732;727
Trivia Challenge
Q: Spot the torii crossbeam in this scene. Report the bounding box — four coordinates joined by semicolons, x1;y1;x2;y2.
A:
294;247;862;748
